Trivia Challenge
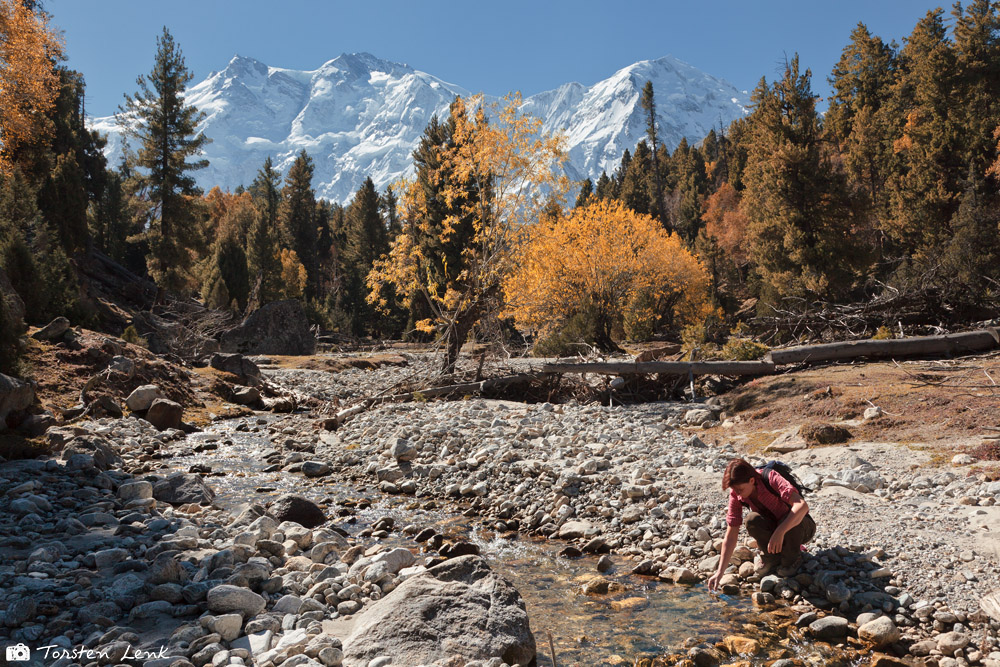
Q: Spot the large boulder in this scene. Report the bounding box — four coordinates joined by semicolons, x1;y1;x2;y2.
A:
145;398;183;430
126;384;164;412
343;555;535;667
152;472;216;505
220;300;315;356
31;316;70;341
207;585;266;618
0;373;34;429
210;353;261;380
269;494;326;528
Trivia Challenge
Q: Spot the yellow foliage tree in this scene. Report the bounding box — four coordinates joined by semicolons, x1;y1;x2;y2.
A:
278;248;307;300
504;200;714;350
368;93;568;372
0;0;62;171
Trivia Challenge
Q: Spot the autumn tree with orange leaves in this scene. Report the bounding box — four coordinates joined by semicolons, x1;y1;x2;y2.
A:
0;0;62;171
504;200;714;351
368;94;568;372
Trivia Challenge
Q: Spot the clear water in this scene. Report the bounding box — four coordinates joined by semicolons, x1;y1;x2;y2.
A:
166;417;846;666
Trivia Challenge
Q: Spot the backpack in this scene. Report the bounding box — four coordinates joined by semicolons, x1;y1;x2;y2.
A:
738;460;811;514
757;460;811;500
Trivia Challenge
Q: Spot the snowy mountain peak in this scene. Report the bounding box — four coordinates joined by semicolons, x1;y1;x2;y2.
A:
90;53;748;203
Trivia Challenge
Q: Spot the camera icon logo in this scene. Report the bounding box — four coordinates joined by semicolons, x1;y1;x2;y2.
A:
6;643;31;661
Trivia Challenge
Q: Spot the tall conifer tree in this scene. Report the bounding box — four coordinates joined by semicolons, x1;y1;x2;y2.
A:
118;27;209;295
278;150;318;297
640;81;664;223
246;157;282;305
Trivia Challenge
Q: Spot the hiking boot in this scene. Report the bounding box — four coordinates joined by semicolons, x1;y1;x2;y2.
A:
753;554;778;576
777;556;803;578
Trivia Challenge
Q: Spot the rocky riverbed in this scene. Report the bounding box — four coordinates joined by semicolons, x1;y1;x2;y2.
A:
2;351;999;667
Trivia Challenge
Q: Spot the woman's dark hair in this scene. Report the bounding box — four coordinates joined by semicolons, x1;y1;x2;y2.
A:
722;458;757;490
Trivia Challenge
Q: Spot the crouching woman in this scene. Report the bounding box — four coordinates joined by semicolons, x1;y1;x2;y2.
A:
707;458;815;591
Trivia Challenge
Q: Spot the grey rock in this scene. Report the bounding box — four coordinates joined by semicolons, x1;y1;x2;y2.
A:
343;555;534;667
118;480;153;501
684;409;713;426
765;425;808;453
94;547;129;568
937;631;970;656
232;386;262;406
825;582;852;604
556;520;596;540
269;494;326;528
3;598;36;627
809;615;849;640
220;300;315;356
389;438;417;461
126;384;165;412
371;548;415;575
206;613;244;641
207;585;266;617
211;352;262;380
31;316;70;341
148;554;188;585
0;373;35;428
302;460;332;477
146;398;183;430
858;616;900;648
153;472;216;505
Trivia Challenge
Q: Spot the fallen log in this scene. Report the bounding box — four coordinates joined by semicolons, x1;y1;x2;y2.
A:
538;361;776;376
766;328;1000;365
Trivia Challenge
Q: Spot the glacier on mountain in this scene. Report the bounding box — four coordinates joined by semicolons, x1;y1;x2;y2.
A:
90;52;748;204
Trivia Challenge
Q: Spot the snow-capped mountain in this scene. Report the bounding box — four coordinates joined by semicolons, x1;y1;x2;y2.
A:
90;53;748;204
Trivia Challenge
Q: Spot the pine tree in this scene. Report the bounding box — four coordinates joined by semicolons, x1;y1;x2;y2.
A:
118;27;209;295
575;178;594;208
278;150;318;298
340;177;386;334
951;0;1000;181
202;231;249;311
0;167;80;323
742;56;859;302
619;141;654;216
246;157;282;305
38;152;88;252
594;172;615;201
665;140;708;243
641;80;664;222
826;23;899;231
885;9;961;254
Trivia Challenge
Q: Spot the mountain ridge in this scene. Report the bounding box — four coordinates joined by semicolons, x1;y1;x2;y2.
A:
90;52;749;203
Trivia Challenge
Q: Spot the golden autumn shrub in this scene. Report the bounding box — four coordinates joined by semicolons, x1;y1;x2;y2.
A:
504;200;714;350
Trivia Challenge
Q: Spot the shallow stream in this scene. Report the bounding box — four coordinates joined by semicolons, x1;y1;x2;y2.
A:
166;416;850;666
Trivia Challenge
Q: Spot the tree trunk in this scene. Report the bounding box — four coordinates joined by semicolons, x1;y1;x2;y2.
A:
540;360;776;376
766;328;1000;365
441;309;479;374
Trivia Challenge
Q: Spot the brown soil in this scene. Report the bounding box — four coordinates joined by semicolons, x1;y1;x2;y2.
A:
706;352;1000;461
20;327;237;426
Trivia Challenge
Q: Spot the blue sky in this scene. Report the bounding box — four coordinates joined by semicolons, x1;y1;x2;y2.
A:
51;0;953;119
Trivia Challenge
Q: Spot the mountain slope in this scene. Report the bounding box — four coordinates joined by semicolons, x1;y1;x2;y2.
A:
91;53;748;203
